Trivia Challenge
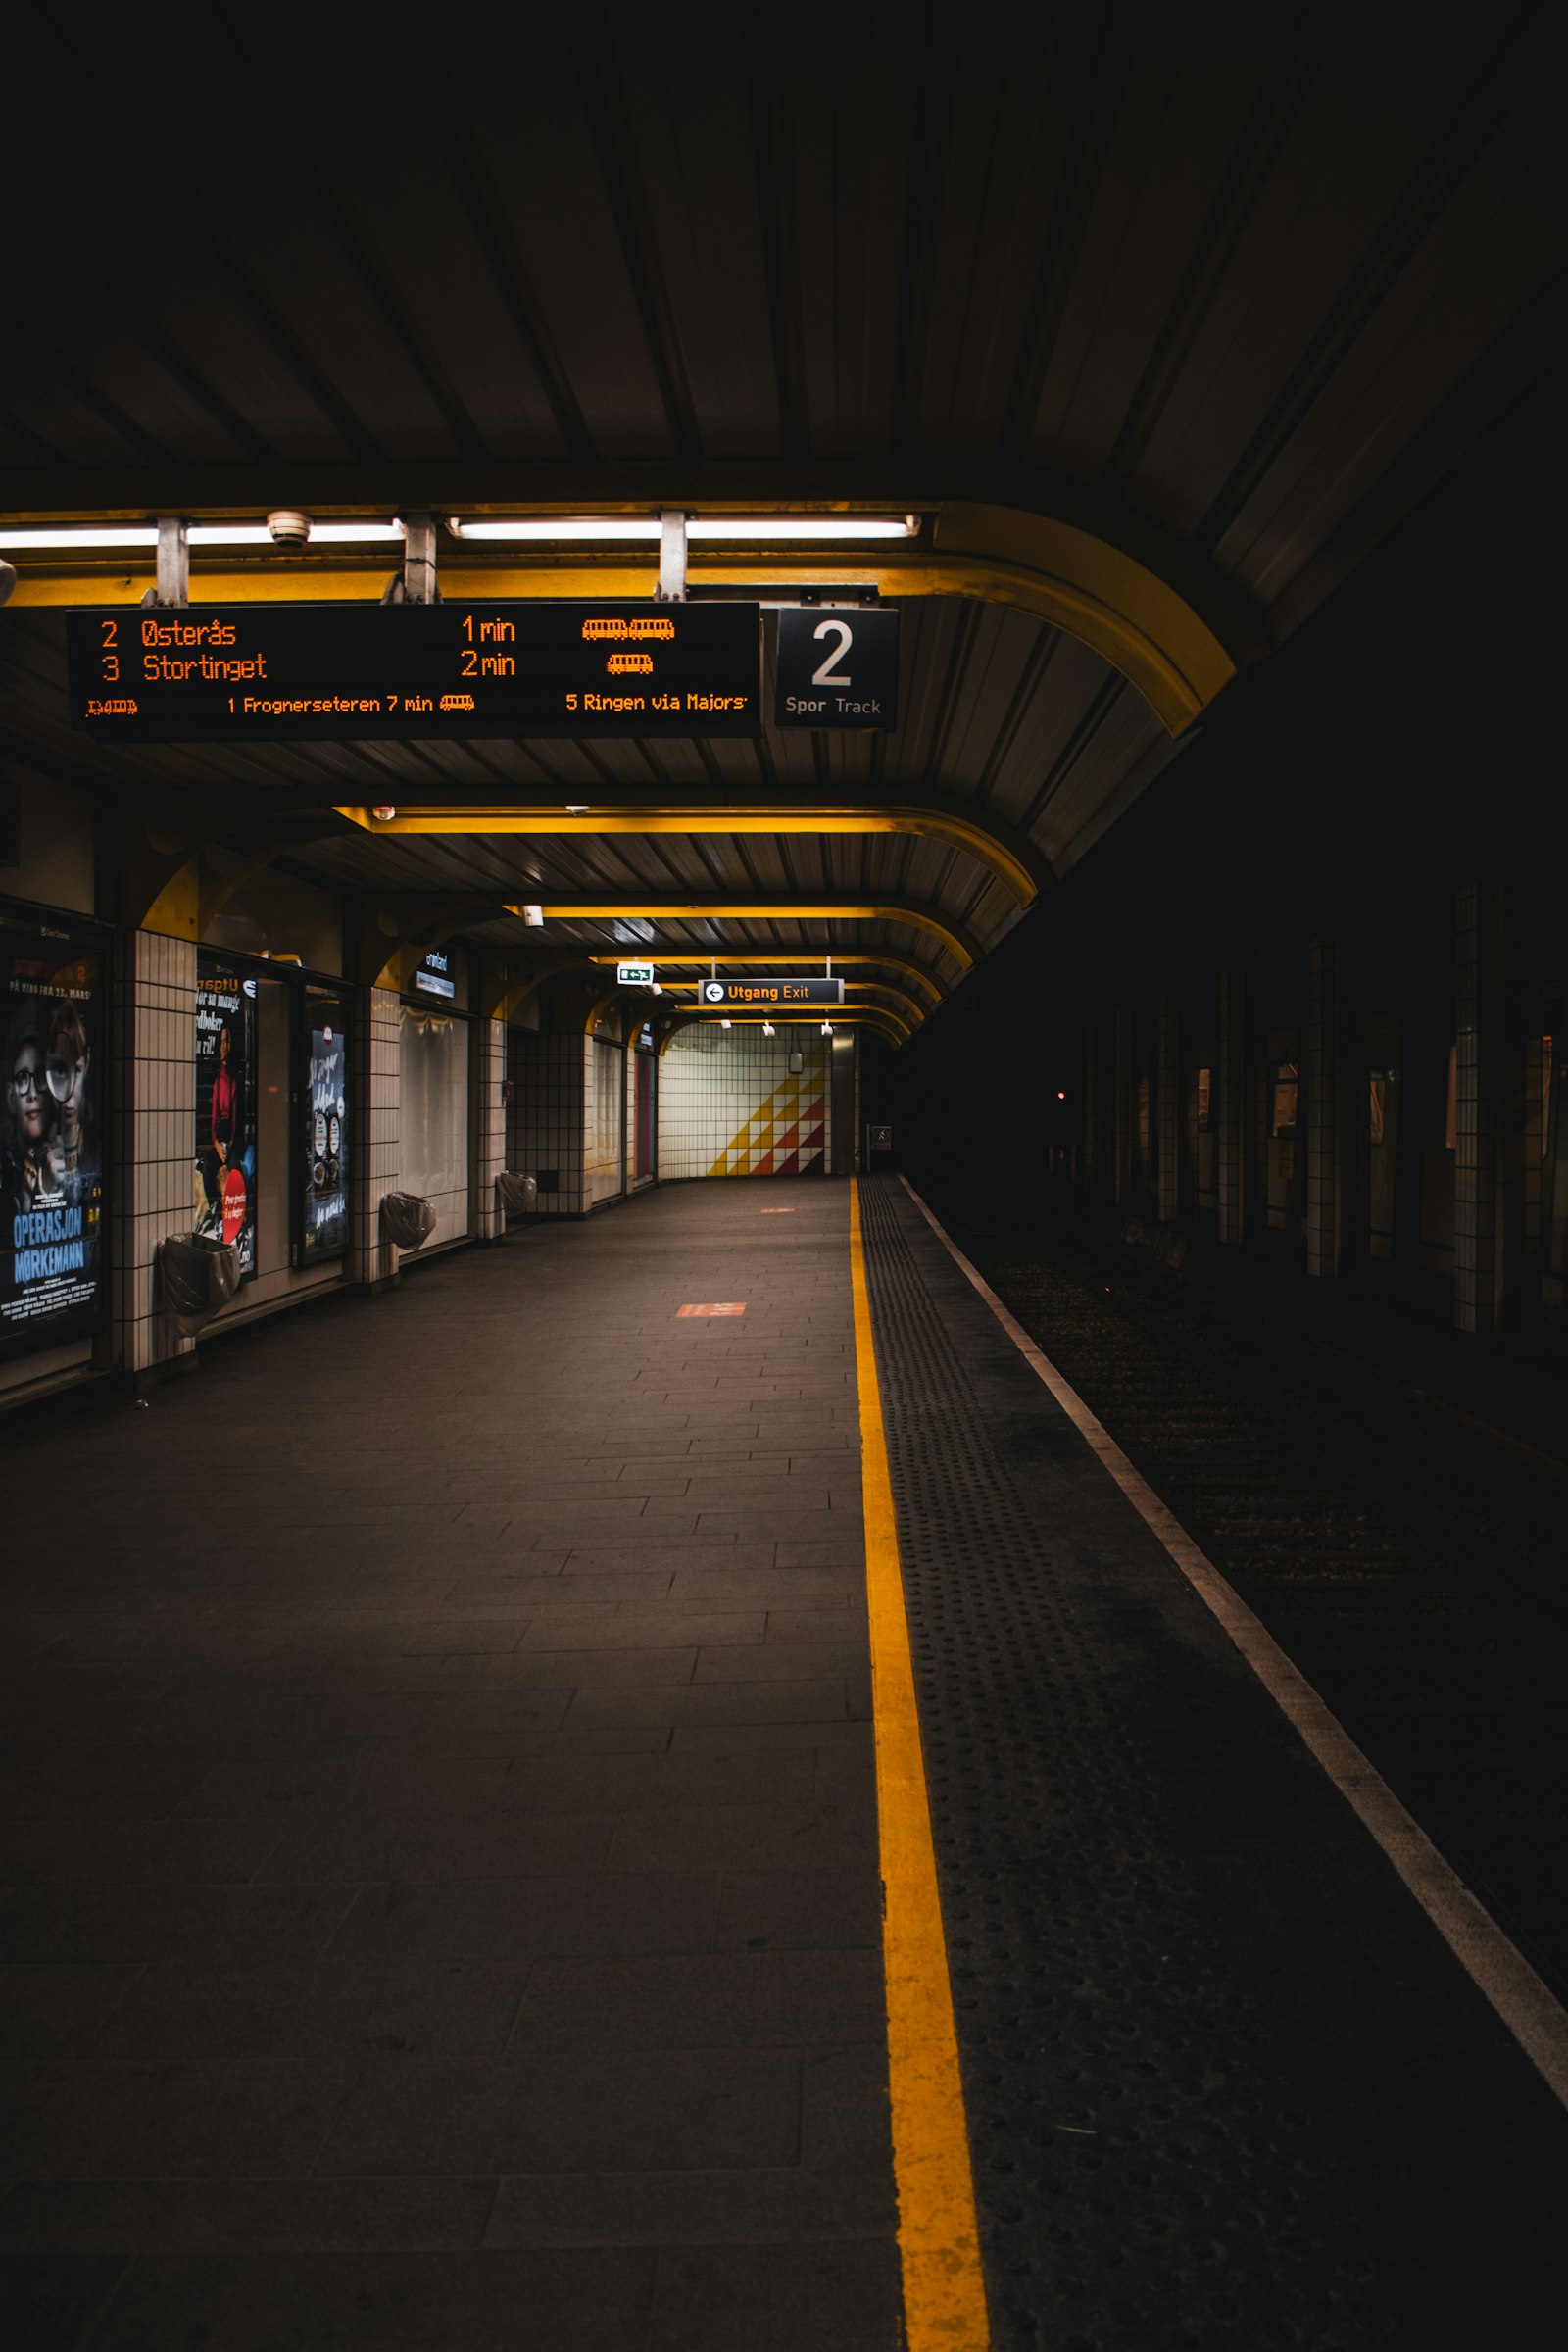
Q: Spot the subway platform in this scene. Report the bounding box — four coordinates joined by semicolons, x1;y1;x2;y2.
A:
1;1179;1564;2351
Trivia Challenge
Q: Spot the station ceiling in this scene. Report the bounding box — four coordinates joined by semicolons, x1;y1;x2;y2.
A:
3;6;1564;1035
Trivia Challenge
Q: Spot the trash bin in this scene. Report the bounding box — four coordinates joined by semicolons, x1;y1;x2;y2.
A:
496;1171;538;1219
157;1233;242;1337
380;1192;436;1250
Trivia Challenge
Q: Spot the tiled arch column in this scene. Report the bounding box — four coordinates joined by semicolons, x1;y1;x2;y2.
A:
473;1018;508;1242
112;928;198;1380
349;987;401;1291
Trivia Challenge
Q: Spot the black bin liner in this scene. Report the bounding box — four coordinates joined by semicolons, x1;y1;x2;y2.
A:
496;1171;538;1218
157;1233;241;1337
381;1192;436;1250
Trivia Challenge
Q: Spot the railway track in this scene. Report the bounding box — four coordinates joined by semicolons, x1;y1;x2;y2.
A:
949;1216;1568;2002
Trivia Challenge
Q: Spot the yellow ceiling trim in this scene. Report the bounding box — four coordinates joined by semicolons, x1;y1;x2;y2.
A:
334;801;1042;906
929;504;1247;729
509;898;976;968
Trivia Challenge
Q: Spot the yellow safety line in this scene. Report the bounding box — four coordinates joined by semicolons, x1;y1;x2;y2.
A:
848;1177;992;2348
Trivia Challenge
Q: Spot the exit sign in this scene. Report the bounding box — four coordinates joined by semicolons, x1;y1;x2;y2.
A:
616;960;655;986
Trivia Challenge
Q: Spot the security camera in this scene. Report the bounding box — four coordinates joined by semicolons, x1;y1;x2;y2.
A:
267;510;313;547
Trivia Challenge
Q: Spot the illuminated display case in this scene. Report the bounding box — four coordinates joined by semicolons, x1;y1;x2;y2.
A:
296;983;352;1265
0;903;110;1361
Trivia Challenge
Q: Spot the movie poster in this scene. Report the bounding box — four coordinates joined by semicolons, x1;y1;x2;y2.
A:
301;989;349;1261
1;921;107;1356
194;959;257;1281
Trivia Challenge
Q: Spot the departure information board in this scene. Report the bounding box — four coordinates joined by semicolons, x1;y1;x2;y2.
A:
66;602;762;742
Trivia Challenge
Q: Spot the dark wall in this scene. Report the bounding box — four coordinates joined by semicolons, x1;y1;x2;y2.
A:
878;362;1568;1217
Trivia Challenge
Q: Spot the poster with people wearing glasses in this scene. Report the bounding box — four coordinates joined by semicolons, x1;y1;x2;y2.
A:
194;959;257;1281
1;921;107;1354
301;990;349;1261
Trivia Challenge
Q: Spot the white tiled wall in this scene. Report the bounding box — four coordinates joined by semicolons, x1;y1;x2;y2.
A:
351;987;401;1287
626;1045;656;1192
115;929;198;1374
474;1017;508;1241
658;1024;829;1179
507;1030;586;1215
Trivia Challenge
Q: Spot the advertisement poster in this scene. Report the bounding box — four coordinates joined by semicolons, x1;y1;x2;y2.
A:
301;990;349;1261
1;921;107;1356
194;959;257;1281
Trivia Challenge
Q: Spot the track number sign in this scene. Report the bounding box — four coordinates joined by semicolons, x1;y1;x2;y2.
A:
774;607;899;729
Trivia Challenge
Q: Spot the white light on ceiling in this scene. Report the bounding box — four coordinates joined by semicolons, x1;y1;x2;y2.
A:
0;520;405;550
447;514;919;542
453;517;661;541
187;521;405;545
692;515;917;539
0;526;158;550
1;514;916;554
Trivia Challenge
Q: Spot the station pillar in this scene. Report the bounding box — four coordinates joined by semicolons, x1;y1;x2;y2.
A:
1453;882;1542;1335
1156;994;1183;1225
1082;1019;1102;1193
1112;1006;1138;1206
473;1018;508;1242
111;928;199;1379
1305;938;1368;1280
1216;971;1261;1248
349;986;402;1291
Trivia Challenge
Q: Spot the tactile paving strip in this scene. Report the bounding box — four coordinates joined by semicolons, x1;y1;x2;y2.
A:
857;1179;1564;2351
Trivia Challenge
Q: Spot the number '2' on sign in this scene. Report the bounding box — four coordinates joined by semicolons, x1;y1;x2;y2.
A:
773;607;899;730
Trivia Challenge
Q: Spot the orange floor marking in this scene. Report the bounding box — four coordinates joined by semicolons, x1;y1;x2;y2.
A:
675;1301;747;1317
850;1179;992;2347
760;1206;796;1214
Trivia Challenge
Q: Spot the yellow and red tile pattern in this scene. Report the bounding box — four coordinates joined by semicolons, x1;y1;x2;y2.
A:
705;1054;827;1178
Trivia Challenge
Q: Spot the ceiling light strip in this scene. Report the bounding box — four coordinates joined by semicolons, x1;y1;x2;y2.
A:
449;514;919;541
0;521;405;550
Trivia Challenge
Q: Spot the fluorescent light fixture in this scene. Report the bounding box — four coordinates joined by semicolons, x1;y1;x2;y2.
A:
520;905;544;927
187;521;404;545
691;515;916;539
310;521;405;542
0;521;404;550
453;517;660;541
0;526;158;550
447;514;919;542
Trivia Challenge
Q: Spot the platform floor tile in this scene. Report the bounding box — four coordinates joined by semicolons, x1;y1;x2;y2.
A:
858;1176;1567;2352
0;1182;897;2351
